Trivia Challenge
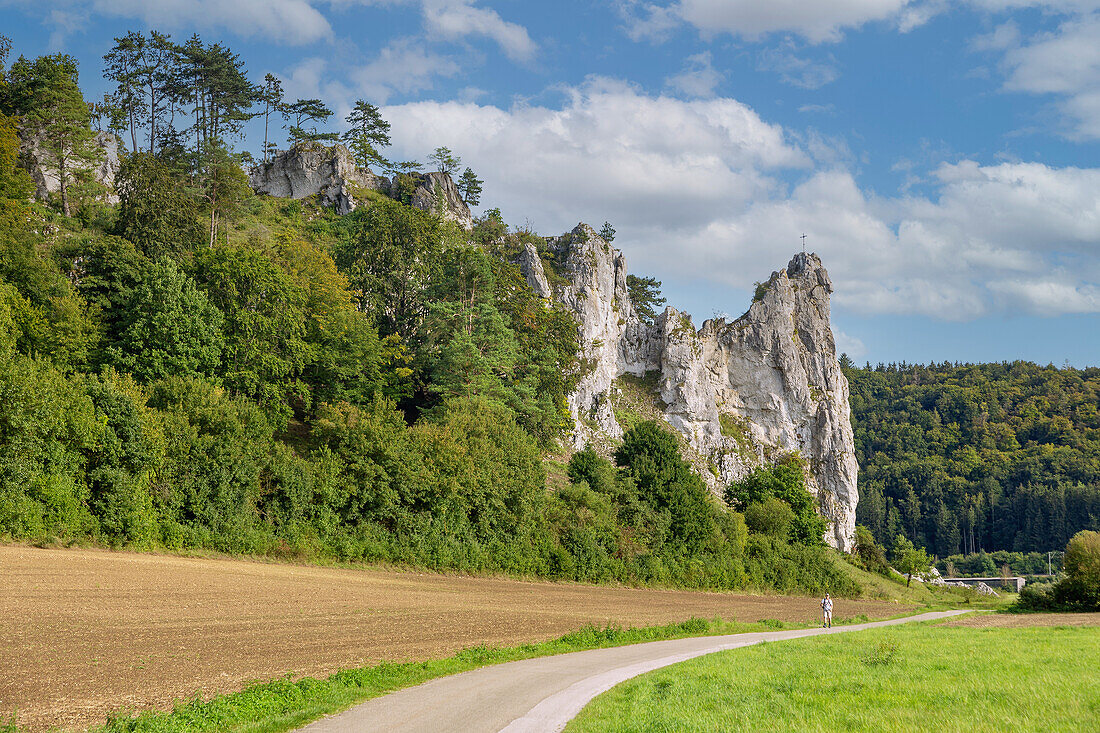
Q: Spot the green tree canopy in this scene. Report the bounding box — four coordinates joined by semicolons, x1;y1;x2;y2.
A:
285;98;335;144
891;534;932;587
107;258;224;383
115;152;203;258
457;167;483;206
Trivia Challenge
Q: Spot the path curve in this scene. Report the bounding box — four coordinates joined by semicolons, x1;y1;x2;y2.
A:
297;610;969;733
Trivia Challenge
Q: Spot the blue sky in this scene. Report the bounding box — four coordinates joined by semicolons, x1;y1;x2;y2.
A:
3;0;1099;366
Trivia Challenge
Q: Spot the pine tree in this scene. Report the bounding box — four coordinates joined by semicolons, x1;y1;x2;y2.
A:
599;221;615;242
429;146;461;175
261;73;283;163
285;98;336;144
7;53;100;217
457;167;483;206
342;99;390;170
103;31;146;152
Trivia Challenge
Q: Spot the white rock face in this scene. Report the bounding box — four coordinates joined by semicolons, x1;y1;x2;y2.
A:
250;142;386;215
405;171;474;230
517;243;552;299
21;131;121;204
250;143;473;229
544;223;858;551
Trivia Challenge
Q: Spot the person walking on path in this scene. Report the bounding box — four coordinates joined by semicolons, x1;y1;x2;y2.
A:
821;593;833;628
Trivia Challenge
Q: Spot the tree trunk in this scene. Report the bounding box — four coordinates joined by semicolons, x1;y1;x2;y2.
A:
149;84;156;153
59;157;71;217
129;103;138;154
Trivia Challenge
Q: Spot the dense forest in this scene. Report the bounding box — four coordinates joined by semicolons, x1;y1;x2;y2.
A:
845;359;1100;560
0;32;859;596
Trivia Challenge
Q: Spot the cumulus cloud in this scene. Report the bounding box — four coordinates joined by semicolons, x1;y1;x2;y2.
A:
665;51;723;97
422;0;537;62
350;39;461;103
625;0;916;44
383;76;808;227
91;0;333;45
333;0;536;60
997;12;1100;138
382;82;1100;320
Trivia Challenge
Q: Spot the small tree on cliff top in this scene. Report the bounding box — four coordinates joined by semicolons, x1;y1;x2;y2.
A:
457;167;483;206
343;99;390;170
429;145;461;175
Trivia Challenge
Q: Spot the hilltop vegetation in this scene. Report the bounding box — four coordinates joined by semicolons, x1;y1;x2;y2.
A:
0;33;863;597
844;359;1100;560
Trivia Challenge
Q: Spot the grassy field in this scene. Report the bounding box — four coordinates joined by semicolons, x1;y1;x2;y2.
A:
566;622;1100;732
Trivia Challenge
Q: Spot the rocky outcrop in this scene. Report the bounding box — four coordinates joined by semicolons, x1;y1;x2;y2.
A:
21;131;121;204
250;142;386;215
541;223;858;551
250;143;473;228
403;171;473;230
517;243;552;299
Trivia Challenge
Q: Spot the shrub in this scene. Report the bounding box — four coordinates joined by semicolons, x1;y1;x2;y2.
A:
1016;582;1058;611
1053;530;1100;611
725;453;826;545
744;497;794;538
852;525;891;576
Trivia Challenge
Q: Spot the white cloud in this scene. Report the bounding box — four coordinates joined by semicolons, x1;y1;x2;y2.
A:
91;0;333;45
332;0;536;60
383;76;807;224
350;39;461;103
757;46;839;89
997;12;1100;137
835;330;868;358
626;0;917;44
665;51;723;97
383;83;1100;320
422;0;537;62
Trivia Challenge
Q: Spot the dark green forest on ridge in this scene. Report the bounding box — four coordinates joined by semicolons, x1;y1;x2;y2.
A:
844;358;1100;567
0;31;862;597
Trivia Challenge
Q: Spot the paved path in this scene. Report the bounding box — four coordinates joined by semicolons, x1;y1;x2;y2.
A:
298;610;970;733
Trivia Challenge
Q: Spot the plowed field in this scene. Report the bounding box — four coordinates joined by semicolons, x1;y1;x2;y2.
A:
1;545;909;731
942;611;1100;628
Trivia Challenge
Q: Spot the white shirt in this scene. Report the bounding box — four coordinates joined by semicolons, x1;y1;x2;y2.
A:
822;598;833;612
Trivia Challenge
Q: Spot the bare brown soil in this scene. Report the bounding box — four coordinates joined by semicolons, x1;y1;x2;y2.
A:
942;611;1100;628
2;545;908;731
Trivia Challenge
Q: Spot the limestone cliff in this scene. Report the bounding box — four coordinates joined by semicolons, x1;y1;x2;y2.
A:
249;142;387;215
524;223;858;551
20;131;121;204
250;142;472;228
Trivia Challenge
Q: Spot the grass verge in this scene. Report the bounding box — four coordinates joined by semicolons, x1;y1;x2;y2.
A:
566;622;1100;732
63;616;859;733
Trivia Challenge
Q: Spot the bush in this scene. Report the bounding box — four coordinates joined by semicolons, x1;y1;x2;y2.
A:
1053;530;1100;611
852;525;891;576
1016;582;1058;612
725;453;826;545
744;497;794;538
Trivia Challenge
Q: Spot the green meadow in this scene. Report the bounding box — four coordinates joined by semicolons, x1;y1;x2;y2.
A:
567;622;1100;733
